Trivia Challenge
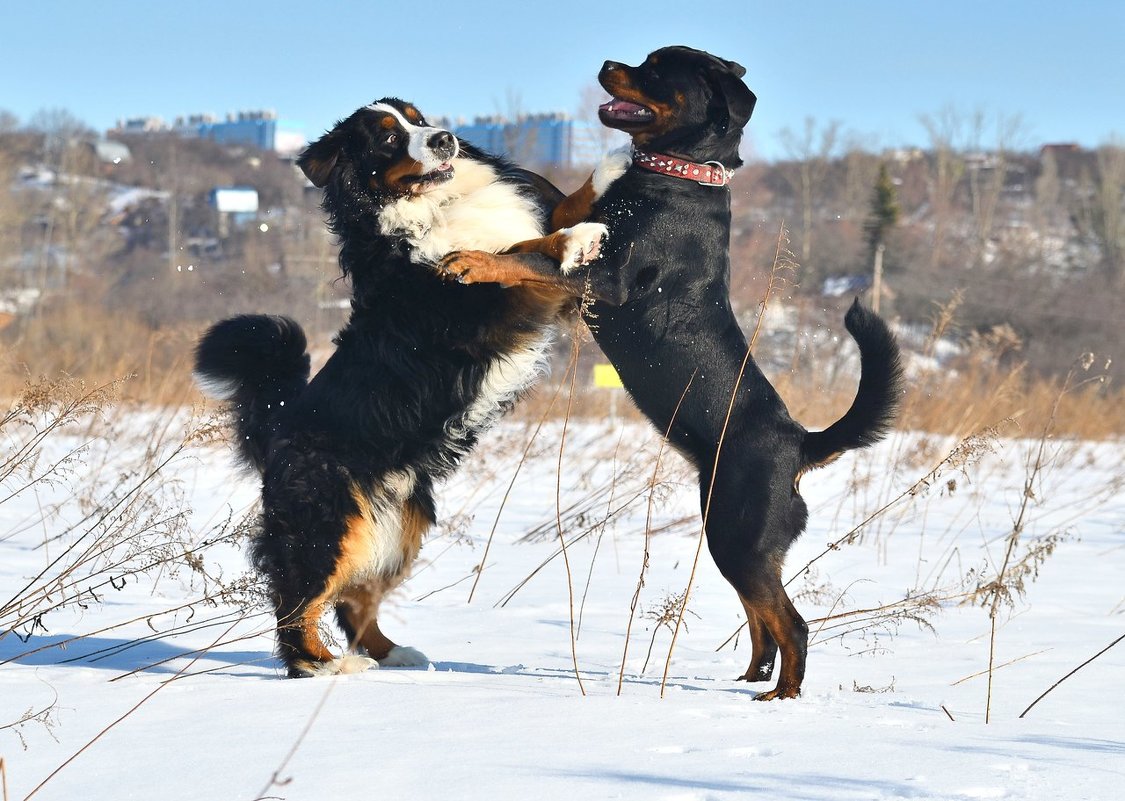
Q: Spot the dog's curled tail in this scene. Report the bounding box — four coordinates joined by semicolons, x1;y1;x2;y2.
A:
801;299;904;471
194;314;310;473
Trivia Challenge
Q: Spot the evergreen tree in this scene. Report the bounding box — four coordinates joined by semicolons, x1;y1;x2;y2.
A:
865;163;900;313
864;162;900;255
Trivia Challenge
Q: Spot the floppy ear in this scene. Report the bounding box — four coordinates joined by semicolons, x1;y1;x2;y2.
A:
706;65;757;134
709;54;747;80
297;128;344;188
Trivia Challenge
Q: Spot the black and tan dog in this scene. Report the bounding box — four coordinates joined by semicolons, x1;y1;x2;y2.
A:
195;98;603;678
444;47;904;699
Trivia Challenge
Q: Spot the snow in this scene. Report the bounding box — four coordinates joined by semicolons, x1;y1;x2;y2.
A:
2;409;1123;801
106;186;169;216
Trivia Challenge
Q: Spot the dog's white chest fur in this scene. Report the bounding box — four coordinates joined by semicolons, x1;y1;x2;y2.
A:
378;158;545;264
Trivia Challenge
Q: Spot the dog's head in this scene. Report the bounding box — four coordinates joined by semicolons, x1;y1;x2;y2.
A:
298;98;459;197
598;46;756;166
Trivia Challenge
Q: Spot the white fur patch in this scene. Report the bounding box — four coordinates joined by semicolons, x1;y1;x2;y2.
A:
449;334;553;448
378;645;430;668
367;102;456;173
593;145;633;196
378;158;545;265
558;222;609;274
307;654;378;676
349;469;418;580
192;369;240;401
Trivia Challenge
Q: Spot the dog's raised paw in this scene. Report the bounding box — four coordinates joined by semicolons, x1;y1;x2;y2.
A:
593;146;632;197
559;223;609;274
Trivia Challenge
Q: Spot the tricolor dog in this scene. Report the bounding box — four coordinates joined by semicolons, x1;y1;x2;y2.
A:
195;97;604;677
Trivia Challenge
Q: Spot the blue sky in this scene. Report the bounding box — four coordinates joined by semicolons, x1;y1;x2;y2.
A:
2;0;1121;159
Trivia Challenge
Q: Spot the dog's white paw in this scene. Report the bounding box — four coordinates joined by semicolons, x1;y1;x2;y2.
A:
593;146;632;197
559;223;609;274
307;654;379;676
378;645;430;668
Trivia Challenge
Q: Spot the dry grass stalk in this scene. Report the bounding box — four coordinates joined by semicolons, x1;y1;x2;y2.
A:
785;424;1005;589
0;305;200;406
0;690;58;752
1;377;220;637
23;615;246;801
802;589;953;649
641;591;698;673
554;324;587;696
465;368;568;603
617;370;695;694
709;421;1005;663
747;224;798;352
495;437;692;608
1019;632;1125;719
972;354;1105;723
0;372;277;782
950;649;1051;687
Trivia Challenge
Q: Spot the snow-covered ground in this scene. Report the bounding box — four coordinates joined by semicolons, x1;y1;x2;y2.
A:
2;408;1123;801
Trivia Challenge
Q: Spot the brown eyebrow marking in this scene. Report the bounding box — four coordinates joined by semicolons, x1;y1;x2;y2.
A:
404;106;421;121
380;115;396;129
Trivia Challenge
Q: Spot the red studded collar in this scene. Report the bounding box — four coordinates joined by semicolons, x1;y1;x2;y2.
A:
632;149;734;187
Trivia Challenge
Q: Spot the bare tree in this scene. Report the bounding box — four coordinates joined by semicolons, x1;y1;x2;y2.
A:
0;137;24;297
54;142;106;290
495;89;538;167
0;110;18;134
1090;142;1125;286
841;133;882;219
22;109;104;295
778;117;840;269
27;108;94;164
1033;147;1062;230
965;111;1026;266
919;106;967;269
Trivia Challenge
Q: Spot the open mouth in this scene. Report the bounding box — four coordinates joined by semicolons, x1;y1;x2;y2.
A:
598;98;656;127
410;162;454;188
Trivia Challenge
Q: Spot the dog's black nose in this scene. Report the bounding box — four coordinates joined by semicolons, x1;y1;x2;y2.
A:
428;130;457;159
602;60;620;72
429;131;454;151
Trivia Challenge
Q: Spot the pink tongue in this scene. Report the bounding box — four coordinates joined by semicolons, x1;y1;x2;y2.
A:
600;99;649;116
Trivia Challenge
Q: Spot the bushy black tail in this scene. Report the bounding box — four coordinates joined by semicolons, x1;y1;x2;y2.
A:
801;299;904;470
193;315;310;473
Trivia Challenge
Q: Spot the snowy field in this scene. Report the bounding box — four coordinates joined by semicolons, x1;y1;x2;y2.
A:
2;405;1123;801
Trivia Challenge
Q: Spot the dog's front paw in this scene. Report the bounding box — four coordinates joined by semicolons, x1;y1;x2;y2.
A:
559;223;608;274
593;146;632;197
439;250;491;284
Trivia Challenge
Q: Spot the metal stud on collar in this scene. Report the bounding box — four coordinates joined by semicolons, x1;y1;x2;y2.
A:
632;150;733;187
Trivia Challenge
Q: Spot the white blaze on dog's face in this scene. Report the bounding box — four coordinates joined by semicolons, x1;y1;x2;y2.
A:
366;101;459;186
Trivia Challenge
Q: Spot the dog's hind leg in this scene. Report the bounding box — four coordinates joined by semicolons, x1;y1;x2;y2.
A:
735;602;778;683
334;497;431;669
335;582;427;668
704;468;808;699
736;580;807;700
275;591;375;678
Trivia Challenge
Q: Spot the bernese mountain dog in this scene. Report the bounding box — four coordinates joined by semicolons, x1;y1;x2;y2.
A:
194;97;606;678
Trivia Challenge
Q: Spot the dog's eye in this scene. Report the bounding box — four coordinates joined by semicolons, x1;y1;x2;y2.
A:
385;133;399;146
